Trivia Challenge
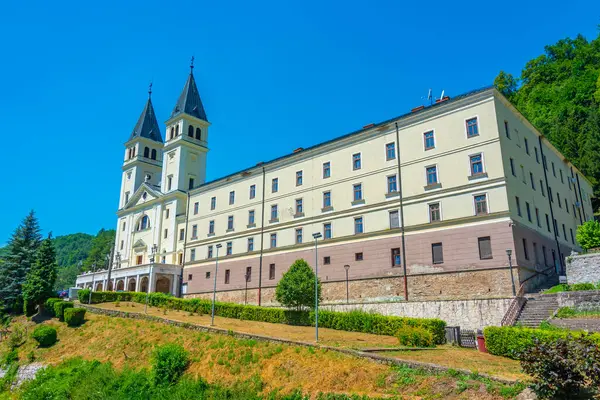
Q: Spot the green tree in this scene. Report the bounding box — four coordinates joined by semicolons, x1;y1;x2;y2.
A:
275;259;321;310
0;211;42;313
22;234;58;315
576;220;600;250
82;229;115;272
493;70;518;99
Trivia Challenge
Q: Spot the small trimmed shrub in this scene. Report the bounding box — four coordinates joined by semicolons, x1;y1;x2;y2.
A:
77;288;90;303
570;282;596;291
44;298;61;316
543;282;598;294
54;301;74;321
64;308;86;327
152;343;189;386
7;324;26;349
32;325;57;347
396;326;434;347
521;334;600;398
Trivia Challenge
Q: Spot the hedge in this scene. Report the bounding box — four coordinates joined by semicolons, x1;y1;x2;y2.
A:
484;326;600;359
64;308;86;327
54;301;74;321
44;298;62;317
32;326;57;347
81;291;446;343
395;325;434;347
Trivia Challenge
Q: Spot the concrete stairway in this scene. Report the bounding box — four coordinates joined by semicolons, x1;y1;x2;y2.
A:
515;294;559;327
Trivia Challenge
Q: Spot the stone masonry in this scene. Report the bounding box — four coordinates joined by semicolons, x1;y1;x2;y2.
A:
566;253;600;284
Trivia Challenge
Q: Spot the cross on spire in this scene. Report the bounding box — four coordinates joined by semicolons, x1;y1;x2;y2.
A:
190;56;195;73
148;81;153;99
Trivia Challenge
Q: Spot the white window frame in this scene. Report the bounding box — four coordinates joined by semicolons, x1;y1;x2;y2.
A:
423;129;436;151
472;192;490;215
464;115;480;138
426;201;443;223
468;152;486;177
386;174;398;193
424;163;439;185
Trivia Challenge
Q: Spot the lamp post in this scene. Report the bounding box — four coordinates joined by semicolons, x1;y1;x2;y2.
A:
89;263;97;304
312;232;322;342
145;244;158;314
211;244;222;326
244;270;250;305
112;252;121;291
343;264;350;304
506;249;516;296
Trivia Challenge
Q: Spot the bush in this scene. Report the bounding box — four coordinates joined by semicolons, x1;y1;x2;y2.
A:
576;220;600;250
23;299;37;317
484;326;600;359
0;349;18;368
7;324;25;349
543;282;598;294
77;288;90;303
64;308;86;327
152;343;189;386
54;301;74;321
521;334;600;398
32;325;57;347
396;326;434;347
44;298;61;316
275;259;321;310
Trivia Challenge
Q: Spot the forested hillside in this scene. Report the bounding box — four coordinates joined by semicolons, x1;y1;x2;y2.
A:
494;32;600;211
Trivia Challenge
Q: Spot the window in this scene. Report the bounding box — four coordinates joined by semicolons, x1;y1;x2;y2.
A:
295;228;303;244
466;117;479;137
563;224;567;241
542;245;547;266
540;181;545;196
535;147;539;163
474;195;488;215
560;169;564;183
167;176;173;191
224;269;230;284
524;138;529;155
478;237;492;259
226;242;232;255
207;245;213;258
295;198;303;214
245;267;252;282
175;125;179;136
270;204;278;221
352;153;361;170
391;248;401;266
386;142;396;160
543;155;548;170
470;154;483;176
188;274;193;281
323;191;331;208
354;217;364;234
553;218;558;235
548;186;553;202
389;210;400;228
387;175;398;193
323;256;331;265
138;215;150;230
136;255;143;265
193;202;199;215
323;162;331;178
269;264;276;280
208;220;214;235
552;162;556;177
190;249;196;261
355;252;363;261
249;185;256;199
247;238;254;252
504;121;510;138
125;191;130;204
196;127;201;140
144;146;150;158
229;191;235;205
272;178;278;193
210;197;216;210
533;242;539;264
432;243;443;264
324;223;332;239
296;171;303;186
530;173;535;190
170;127;174;139
570;228;575;244
188;125;194;137
164;228;168;239
227;215;234;231
545;214;550;232
151;149;157;160
120;240;124;250
353;184;363;201
206;271;211;279
191;224;198;238
535;208;541;227
248;210;255;225
520;165;526;183
557;193;562;208
516;196;522;217
424;131;435;150
510;158;516;176
526;202;532;222
426;166;438;185
270;233;277;248
189;177;195;190
179;228;185;241
429;203;441;222
121;221;126;231
522;238;529;260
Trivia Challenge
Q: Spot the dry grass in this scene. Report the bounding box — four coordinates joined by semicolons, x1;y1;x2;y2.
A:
5;313;525;399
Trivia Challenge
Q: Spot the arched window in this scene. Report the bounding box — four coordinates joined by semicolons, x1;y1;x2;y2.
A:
151;149;157;160
188;125;194;137
137;215;150;231
175;125;179;136
170;127;174;140
127;148;132;160
132;147;136;157
195;127;201;140
144;147;150;158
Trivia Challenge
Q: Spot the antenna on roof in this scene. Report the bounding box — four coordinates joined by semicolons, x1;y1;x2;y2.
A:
421;89;433;106
438;90;445;101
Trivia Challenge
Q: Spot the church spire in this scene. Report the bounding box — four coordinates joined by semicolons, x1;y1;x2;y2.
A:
130;85;163;143
170;58;207;122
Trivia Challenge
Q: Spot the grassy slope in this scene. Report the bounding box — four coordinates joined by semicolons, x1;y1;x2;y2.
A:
6;313;524;399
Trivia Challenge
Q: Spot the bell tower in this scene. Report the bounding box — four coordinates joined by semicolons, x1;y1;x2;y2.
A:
161;58;210;193
119;84;164;208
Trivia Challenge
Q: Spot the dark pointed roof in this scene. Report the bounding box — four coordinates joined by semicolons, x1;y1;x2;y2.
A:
170;72;208;122
130;98;163;143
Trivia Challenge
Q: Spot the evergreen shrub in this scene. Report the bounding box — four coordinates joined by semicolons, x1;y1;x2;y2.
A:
395;326;434;347
54;301;74;321
32;325;57;347
64;308;86;326
152;343;189;386
44;298;61;316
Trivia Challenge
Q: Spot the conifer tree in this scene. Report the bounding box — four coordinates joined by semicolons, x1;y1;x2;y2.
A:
22;233;58;315
0;210;42;313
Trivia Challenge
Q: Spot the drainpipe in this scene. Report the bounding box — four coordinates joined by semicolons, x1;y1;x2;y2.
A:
179;191;191;298
257;165;266;305
575;172;588;222
538;136;563;274
395;122;409;301
571;167;584;226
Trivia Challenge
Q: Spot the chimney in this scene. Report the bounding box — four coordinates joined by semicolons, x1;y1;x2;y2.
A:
362;123;375;129
293;147;303;153
411;105;425;113
435;96;450;104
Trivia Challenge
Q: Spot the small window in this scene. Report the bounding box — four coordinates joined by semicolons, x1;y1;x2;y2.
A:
432;243;443;264
164;228;168;239
530;173;535;190
429;203;441;222
386;142;396;160
195;127;202;140
516;196;522;217
354;217;364;234
466;117;479;137
188;274;193;281
470;154;483;176
295;228;303;244
208;221;214;235
570;228;575;244
352;153;361;170
323;256;331;265
355;252;363;261
194;202;199;215
426;166;438;185
424;131;435;150
207;245;213;258
248;210;255;225
179;228;185;241
226;242;232;255
167;176;173;191
122;221;126;231
535;208;541;227
295;198;303;214
534;147;539;163
560;169;564;184
269;264;276;280
389;210;399;228
120;240;124;250
144;146;150;158
210;197;216;210
323;191;332;208
391;248;401;267
245;266;252;282
552;162;556;177
510;158;516;176
504;121;510;138
323;162;331;178
270;233;277;248
229;191;235;205
227;215;234;230
270;204;278;221
192;224;198;238
165;208;170;219
324;223;332;239
478;237;492;259
387;175;398;193
545;214;551;232
224;269;230;284
563;224;567;241
188;125;194;137
353;184;363;201
249;185;256;199
540;180;545;196
526;202;531;222
206;271;211;279
175;125;179;136
557;193;562;208
524;138;529;155
296;171;303;186
190;249;195;261
247;237;254;252
522;238;529;260
272;178;278;193
474;195;488;215
151;149;157;160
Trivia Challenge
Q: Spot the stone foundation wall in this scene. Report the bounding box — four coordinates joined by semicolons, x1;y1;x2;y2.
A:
554;290;600;311
566;253;600;284
550;318;600;332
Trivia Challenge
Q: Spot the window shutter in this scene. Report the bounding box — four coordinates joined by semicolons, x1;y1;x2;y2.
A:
432;243;443;264
478;237;493;259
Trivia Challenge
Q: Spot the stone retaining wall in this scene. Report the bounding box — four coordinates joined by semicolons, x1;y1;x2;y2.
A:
554;290;600;310
566;253;600;284
550;318;600;332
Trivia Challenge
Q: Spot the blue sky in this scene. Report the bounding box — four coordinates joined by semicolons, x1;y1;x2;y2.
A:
0;0;598;244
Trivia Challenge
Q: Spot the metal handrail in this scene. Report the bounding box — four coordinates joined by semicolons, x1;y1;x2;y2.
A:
501;284;527;326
